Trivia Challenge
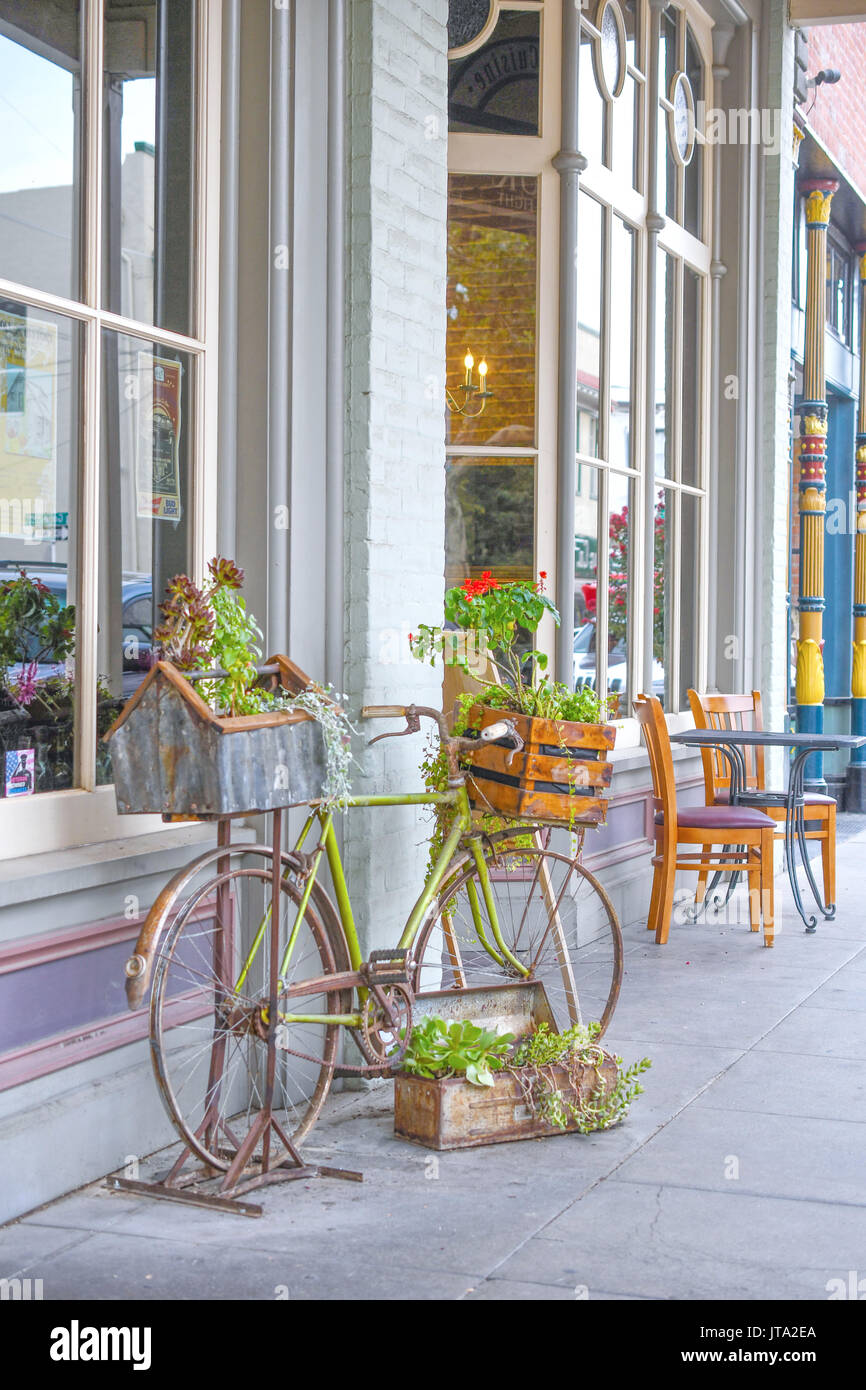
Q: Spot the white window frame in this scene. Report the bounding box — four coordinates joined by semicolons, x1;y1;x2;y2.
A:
447;0;712;711
0;0;220;861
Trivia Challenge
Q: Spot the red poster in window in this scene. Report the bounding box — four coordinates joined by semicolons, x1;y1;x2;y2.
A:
136;352;182;521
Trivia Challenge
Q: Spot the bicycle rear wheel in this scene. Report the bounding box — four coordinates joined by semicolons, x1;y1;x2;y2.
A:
411;828;623;1036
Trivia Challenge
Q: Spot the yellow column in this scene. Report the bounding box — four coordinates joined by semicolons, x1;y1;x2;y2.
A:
796;180;838;774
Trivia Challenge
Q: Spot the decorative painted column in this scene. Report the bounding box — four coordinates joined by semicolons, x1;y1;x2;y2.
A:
849;245;866;808
796;179;838;790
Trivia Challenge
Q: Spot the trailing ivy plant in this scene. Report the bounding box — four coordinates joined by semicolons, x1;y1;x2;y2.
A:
509;1022;651;1133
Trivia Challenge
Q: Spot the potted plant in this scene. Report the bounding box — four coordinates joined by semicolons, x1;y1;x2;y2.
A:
410;571;618;826
105;557;355;817
394;1013;650;1151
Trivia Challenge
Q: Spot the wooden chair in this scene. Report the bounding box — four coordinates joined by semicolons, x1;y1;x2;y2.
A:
687;689;836;910
634;694;775;947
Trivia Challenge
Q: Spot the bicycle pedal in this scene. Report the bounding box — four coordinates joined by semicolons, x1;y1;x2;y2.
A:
362;949;409;984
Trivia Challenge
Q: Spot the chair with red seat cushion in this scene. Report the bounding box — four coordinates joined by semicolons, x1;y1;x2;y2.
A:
687;689;837;911
634;694;775;947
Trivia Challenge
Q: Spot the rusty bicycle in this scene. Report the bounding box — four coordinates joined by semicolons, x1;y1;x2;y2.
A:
119;701;622;1207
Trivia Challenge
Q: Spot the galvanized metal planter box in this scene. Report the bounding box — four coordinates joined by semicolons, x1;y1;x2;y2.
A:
462;704;616;826
105;655;327;817
394;1055;618;1151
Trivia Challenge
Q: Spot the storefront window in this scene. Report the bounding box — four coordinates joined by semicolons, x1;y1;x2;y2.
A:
446;457;534;587
0;1;209;827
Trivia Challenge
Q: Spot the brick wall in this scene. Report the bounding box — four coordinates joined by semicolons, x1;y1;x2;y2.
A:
344;0;448;957
803;21;866;193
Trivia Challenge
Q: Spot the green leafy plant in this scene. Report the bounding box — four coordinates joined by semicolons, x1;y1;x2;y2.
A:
410;570;618;725
401;1016;515;1088
510;1022;651;1133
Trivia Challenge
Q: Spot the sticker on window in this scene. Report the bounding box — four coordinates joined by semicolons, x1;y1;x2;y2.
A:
5;749;35;797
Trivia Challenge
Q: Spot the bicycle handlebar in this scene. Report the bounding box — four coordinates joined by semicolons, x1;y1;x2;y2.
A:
361;703;524;767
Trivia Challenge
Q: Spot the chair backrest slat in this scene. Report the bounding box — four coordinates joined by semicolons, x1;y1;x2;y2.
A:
686;689;766;801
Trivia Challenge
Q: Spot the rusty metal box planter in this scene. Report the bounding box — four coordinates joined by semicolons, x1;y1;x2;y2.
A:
105;657;327;817
394;981;618;1150
462;704;616;826
394;1056;618;1151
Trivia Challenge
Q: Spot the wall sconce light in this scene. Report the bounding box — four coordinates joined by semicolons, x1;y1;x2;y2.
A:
446;350;493;418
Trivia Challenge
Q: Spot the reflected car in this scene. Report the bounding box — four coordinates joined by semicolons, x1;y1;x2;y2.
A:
573;621;665;699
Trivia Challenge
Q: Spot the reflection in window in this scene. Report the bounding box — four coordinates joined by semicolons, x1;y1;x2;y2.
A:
577;192;603;458
609;218;634;470
99;332;192;784
826;233;851;345
447;174;537;445
655;248;674;478
606;472;633;712
446;457;534;588
0;5;82;301
0;303;79;795
655;488;669;707
683;26;703;238
681;267;701;487
679;490;700;710
448;10;540;135
575;463;599;685
657;7;678;218
103;0;196;335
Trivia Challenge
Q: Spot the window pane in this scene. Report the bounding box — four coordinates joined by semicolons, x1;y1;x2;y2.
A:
0;303;79;796
98;332;193;783
103;0;197;335
574;462;599;691
448;9;540;136
609;217;634;470
681;267;701;487
577;192;603;459
0;4;82;300
683;28;703;238
607;470;632;714
611;2;641;187
679;490;700;710
657;8;678;218
654;248;674;478
578;22;604;167
446;456;534;588
447;174;537;445
654;487;670;708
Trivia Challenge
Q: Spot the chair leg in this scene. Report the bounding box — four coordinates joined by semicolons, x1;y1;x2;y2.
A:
747;855;761;934
761;827;775;949
821;803;836;910
647;862;664;931
695;862;710;906
654;856;677;946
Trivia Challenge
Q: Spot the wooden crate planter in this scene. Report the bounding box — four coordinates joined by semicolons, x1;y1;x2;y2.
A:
104;655;327;817
394;1055;619;1150
462;704;616;825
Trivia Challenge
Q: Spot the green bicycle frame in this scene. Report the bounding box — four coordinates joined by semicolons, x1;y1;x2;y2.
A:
234;779;529;1030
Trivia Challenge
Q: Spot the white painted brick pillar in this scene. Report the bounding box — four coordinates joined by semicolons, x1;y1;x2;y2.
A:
343;0;448;956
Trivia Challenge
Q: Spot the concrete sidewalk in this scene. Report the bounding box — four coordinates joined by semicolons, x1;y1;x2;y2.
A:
3;825;866;1301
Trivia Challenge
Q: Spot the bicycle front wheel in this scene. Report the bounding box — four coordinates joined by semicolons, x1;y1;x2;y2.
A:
150;854;350;1171
411;829;623;1036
